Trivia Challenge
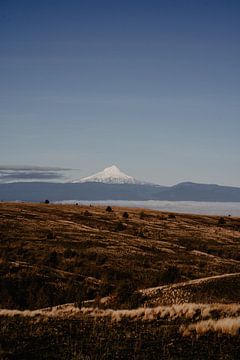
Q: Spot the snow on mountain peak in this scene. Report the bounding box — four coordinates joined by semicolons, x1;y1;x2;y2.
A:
102;165;124;176
73;165;142;184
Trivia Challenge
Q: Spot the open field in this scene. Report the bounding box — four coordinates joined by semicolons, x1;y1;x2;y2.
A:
0;202;240;359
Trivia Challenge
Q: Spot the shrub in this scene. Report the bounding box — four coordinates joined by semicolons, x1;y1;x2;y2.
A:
142;258;150;268
86;251;97;261
63;248;77;259
44;251;59;267
106;206;113;212
122;211;129;219
44;199;50;204
139;211;145;219
96;254;107;266
46;229;56;240
114;221;126;232
115;281;143;309
160;266;181;284
138;229;146;238
99;283;114;297
218;217;226;225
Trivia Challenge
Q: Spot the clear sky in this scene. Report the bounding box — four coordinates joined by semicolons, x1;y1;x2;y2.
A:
1;0;240;185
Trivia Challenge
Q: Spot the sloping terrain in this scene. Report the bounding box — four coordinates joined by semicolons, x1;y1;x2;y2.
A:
1;202;240;309
142;272;240;306
0;202;240;359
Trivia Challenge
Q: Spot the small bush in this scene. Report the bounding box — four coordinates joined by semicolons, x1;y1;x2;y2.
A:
86;251;98;261
142;258;150;268
99;283;114;297
122;211;129;219
96;254;107;265
44;199;50;204
63;248;77;259
218;217;226;225
106;206;113;212
115;281;143;309
114;221;126;232
44;251;59;267
46;230;56;240
138;229;146;238
139;211;145;219
157;215;166;221
160;266;181;284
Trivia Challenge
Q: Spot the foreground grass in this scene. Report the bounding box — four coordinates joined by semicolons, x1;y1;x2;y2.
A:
1;302;240;359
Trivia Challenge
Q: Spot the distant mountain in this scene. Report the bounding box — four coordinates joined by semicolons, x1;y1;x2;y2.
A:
0;182;164;202
73;165;150;185
154;182;240;202
0;165;240;202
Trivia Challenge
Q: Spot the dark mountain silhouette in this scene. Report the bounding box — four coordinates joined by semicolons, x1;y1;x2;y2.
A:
154;182;240;202
1;181;240;202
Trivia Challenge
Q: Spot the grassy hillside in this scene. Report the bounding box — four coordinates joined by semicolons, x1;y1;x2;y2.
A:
0;202;240;359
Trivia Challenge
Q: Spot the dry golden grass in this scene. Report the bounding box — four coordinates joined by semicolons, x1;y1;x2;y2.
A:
1;202;240;309
1;202;240;358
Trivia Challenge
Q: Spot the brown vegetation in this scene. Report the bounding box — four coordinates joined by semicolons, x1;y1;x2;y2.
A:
0;202;240;358
0;202;240;310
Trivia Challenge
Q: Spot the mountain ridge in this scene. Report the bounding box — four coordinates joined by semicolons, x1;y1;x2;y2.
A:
1;165;240;202
1;180;240;202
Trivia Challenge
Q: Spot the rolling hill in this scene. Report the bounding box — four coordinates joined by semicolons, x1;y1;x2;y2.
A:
0;202;240;359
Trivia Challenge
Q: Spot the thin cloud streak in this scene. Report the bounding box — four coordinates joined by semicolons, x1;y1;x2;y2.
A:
0;165;71;171
0;166;81;183
0;171;64;182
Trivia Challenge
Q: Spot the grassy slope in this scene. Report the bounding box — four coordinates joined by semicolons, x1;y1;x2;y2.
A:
0;202;240;359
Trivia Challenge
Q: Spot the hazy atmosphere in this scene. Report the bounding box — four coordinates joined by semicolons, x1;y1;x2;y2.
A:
1;0;240;186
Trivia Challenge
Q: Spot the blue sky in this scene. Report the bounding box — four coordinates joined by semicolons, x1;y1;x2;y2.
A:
1;0;240;185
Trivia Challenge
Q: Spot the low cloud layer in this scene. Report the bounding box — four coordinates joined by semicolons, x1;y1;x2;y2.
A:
0;171;64;182
0;165;72;183
0;165;69;171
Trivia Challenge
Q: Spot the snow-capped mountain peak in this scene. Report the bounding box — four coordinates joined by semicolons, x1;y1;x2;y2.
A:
73;165;142;184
